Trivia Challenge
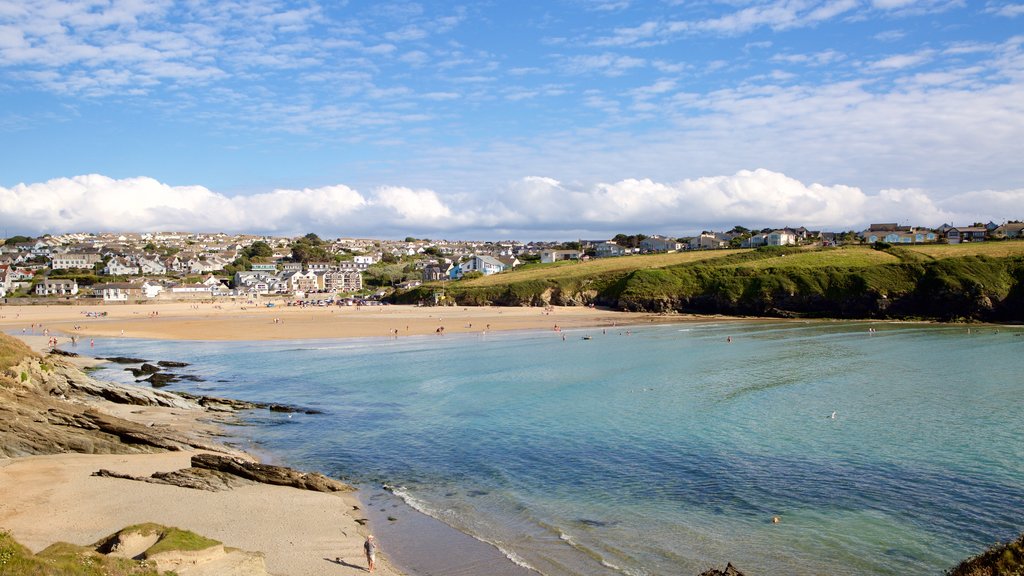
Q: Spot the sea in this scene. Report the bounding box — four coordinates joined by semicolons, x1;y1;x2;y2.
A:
87;320;1024;576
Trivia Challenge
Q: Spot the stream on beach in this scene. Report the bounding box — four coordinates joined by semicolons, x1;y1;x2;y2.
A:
86;321;1024;576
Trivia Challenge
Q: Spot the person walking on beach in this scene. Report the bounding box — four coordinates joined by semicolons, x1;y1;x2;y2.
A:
364;534;377;572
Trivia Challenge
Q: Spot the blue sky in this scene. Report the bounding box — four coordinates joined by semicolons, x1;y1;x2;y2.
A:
1;0;1023;239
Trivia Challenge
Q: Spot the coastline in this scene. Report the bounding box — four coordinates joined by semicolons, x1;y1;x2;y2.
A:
0;330;406;576
2;304;624;575
0;302;691;343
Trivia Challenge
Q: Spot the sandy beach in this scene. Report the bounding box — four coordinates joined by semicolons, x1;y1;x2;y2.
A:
0;302;683;576
0;301;673;343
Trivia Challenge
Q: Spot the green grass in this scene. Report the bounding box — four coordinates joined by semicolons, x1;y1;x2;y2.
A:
0;530;168;576
0;333;33;372
459;250;748;288
904;240;1024;259
733;246;900;269
95;524;220;559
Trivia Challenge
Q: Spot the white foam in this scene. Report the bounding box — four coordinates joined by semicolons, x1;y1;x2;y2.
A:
388;486;539;573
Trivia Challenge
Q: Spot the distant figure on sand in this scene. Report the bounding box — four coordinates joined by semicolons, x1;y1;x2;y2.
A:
364;534;377;572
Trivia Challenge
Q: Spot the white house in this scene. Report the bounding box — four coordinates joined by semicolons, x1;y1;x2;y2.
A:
34;278;79;296
103;257;140;276
540;250;582;264
640;235;680;252
767;230;797;246
138;256;167;275
461;255;508;276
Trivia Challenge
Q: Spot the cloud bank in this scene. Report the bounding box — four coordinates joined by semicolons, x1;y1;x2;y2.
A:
2;170;1021;239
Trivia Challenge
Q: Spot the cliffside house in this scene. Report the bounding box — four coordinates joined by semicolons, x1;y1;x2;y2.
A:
423;261;454;282
862;223;938;244
946;227;988;244
540;249;582;264
993;223;1024;239
640;235;681;252
595;242;628;257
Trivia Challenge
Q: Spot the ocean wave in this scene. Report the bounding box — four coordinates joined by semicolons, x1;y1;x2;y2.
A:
388;485;540;573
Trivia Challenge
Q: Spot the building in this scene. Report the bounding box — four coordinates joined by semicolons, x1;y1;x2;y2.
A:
640;235;680;252
595;242;627;258
540;250;582;264
34;278;79;296
50;252;101;270
946;227;987;244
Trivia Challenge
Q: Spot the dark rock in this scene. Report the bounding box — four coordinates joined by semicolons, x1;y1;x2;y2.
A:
145;373;178;388
178;374;205;382
48;349;80;357
102;357;150;364
699;563;745;576
157;360;190;368
190;453;353;493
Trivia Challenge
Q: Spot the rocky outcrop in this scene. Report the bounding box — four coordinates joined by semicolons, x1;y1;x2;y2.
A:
189;453;352;492
699;563;745;576
93;453;353;493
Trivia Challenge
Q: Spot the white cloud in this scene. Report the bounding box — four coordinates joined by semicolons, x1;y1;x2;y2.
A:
5;170;1016;238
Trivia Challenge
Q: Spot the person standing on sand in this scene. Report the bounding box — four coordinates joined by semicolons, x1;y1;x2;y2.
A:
364;534;377;572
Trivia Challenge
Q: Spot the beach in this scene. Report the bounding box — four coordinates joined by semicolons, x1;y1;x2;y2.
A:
0;301;671;342
0;302;671;576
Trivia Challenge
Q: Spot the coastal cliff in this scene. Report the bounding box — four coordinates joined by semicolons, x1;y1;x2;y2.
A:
396;247;1024;322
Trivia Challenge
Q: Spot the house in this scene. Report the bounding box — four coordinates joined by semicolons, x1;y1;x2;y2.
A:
353;255;376;267
103;257;140;276
464;255;507;276
50;252;101;270
861;222;938;244
283;269;319;293
767;230;797;246
138;256;167;275
640;235;680;253
742;233;768;248
250;263;277;272
595;242;627;258
92;282;142;302
540;250;581;264
689;233;728;250
946;227;987;244
992;223;1024;239
34;278;79;296
423;261;454;282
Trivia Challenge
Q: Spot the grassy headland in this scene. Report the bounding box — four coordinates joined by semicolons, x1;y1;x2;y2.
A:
395;242;1024;322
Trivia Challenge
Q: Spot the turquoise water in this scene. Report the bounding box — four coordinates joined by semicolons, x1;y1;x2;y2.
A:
91;321;1024;575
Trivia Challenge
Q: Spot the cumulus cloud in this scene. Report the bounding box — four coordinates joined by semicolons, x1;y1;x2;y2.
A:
2;170;1021;239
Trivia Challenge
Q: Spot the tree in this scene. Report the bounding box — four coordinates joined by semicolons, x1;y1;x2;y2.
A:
143;242;157;252
3;235;32;246
243;241;273;259
303;233;324;245
730;225;750;234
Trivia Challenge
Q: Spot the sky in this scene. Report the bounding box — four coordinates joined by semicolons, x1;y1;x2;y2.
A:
1;0;1022;240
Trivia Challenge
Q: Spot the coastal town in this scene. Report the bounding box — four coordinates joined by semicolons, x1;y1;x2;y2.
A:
2;221;1023;303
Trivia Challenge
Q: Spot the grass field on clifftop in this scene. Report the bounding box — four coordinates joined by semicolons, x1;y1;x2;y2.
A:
459;249;751;287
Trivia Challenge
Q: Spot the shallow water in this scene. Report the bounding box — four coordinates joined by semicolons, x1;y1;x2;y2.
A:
90;321;1024;575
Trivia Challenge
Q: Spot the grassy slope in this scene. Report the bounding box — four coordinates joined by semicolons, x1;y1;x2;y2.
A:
395;242;1024;321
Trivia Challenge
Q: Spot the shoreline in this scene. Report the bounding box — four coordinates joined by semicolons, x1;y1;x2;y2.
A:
0;302;703;343
1;312;560;576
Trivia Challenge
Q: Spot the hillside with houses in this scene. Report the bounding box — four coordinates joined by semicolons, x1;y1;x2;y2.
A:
2;221;1023;309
